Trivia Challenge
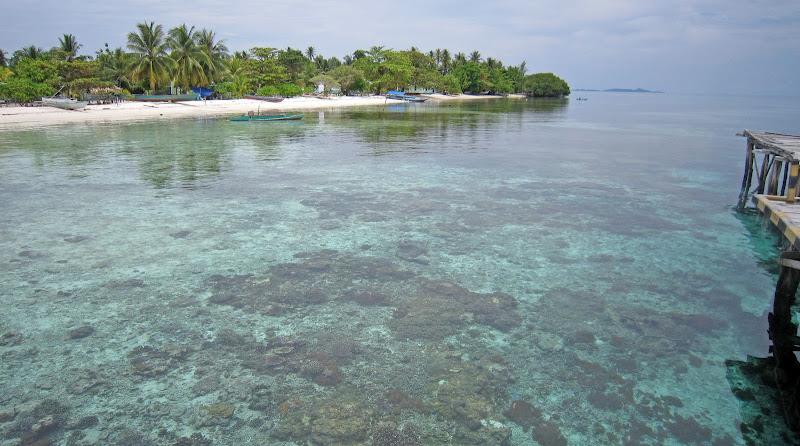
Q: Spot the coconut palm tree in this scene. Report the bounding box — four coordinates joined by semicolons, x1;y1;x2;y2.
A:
195;29;228;83
305;46;315;61
58;34;82;61
486;57;500;70
99;47;133;89
352;49;367;61
440;49;451;74
167;24;209;90
367;46;387;63
127;22;171;92
454;52;467;66
0;49;6;67
19;46;43;60
469;50;481;63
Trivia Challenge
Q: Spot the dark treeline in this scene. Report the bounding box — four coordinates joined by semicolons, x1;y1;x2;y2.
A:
0;23;570;103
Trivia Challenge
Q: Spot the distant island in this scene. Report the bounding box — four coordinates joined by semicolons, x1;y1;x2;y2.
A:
575;88;664;93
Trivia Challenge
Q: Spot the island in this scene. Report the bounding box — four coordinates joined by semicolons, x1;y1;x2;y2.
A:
574;88;664;93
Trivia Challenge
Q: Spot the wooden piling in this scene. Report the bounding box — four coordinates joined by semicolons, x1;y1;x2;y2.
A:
770;252;800;429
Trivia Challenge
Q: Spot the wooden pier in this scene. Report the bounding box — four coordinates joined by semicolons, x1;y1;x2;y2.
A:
738;130;800;429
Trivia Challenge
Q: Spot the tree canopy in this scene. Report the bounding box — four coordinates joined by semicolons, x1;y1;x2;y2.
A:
0;25;570;103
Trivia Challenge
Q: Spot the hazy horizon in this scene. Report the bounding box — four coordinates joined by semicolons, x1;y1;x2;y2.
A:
2;0;798;95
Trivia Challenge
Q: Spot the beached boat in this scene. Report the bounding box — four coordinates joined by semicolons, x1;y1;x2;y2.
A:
229;113;303;122
132;93;199;102
41;97;89;110
244;95;285;103
386;91;428;103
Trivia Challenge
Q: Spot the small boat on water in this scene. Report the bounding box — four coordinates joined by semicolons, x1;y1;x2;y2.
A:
229;113;303;122
41;97;88;110
385;90;428;103
244;95;285;103
132;93;199;102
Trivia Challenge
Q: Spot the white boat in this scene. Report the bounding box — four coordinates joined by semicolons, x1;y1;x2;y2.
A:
41;97;89;110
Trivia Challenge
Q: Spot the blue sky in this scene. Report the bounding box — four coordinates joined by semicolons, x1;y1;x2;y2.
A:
2;0;799;94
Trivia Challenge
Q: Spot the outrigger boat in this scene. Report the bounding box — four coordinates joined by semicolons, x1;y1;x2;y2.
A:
41;97;89;110
229;113;303;122
386;90;428;103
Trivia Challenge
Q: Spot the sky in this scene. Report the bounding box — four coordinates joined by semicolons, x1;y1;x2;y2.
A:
2;0;799;95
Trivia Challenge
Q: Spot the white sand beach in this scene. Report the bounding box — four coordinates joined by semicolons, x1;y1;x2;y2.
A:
0;96;397;129
0;94;521;129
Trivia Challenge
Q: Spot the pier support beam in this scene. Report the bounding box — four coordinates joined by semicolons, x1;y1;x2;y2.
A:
786;161;800;204
769;251;800;430
738;141;755;209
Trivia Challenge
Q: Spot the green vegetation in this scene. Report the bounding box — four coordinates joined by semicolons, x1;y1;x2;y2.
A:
0;22;570;103
523;73;570;97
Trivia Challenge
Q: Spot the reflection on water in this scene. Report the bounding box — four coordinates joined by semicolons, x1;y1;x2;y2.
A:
0;96;798;445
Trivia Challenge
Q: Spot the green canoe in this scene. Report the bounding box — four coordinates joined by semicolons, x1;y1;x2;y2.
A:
230;114;304;122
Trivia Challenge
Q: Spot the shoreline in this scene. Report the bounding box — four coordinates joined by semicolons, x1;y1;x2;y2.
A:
0;94;521;129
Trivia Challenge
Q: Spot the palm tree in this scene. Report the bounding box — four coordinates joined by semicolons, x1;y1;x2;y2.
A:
486;57;500;70
233;50;249;60
454;52;467;66
195;29;228;83
434;48;442;67
352;49;367;61
305;46;315;61
367;46;386;63
314;54;326;71
167;24;209;90
0;49;6;67
58;34;82;61
99;47;132;89
127;21;171;92
469;50;481;63
440;49;451;74
21;46;43;60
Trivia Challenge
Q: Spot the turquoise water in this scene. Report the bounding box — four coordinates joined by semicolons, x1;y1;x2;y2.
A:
1;94;799;445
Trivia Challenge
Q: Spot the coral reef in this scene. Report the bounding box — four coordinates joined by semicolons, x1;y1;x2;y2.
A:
390;279;521;340
371;422;422;446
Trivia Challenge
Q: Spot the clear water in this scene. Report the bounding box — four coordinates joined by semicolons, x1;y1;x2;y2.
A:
1;94;799;445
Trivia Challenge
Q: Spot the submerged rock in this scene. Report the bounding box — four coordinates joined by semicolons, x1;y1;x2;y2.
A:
203;402;235;418
532;420;567;446
390;280;521;340
0;331;23;346
503;400;542;431
67;325;94;340
396;240;430;264
128;345;190;377
63;235;89;243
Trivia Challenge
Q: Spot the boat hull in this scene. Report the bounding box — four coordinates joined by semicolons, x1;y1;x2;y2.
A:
229;114;303;122
244;95;285;103
386;94;428;103
41;98;88;110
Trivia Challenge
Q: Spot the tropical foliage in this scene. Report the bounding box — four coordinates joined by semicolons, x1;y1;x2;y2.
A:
0;22;569;103
523;72;571;97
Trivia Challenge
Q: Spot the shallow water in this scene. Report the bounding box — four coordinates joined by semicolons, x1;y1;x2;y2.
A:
1;94;799;445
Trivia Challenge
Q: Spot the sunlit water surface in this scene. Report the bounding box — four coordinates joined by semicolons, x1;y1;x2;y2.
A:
1;94;800;445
